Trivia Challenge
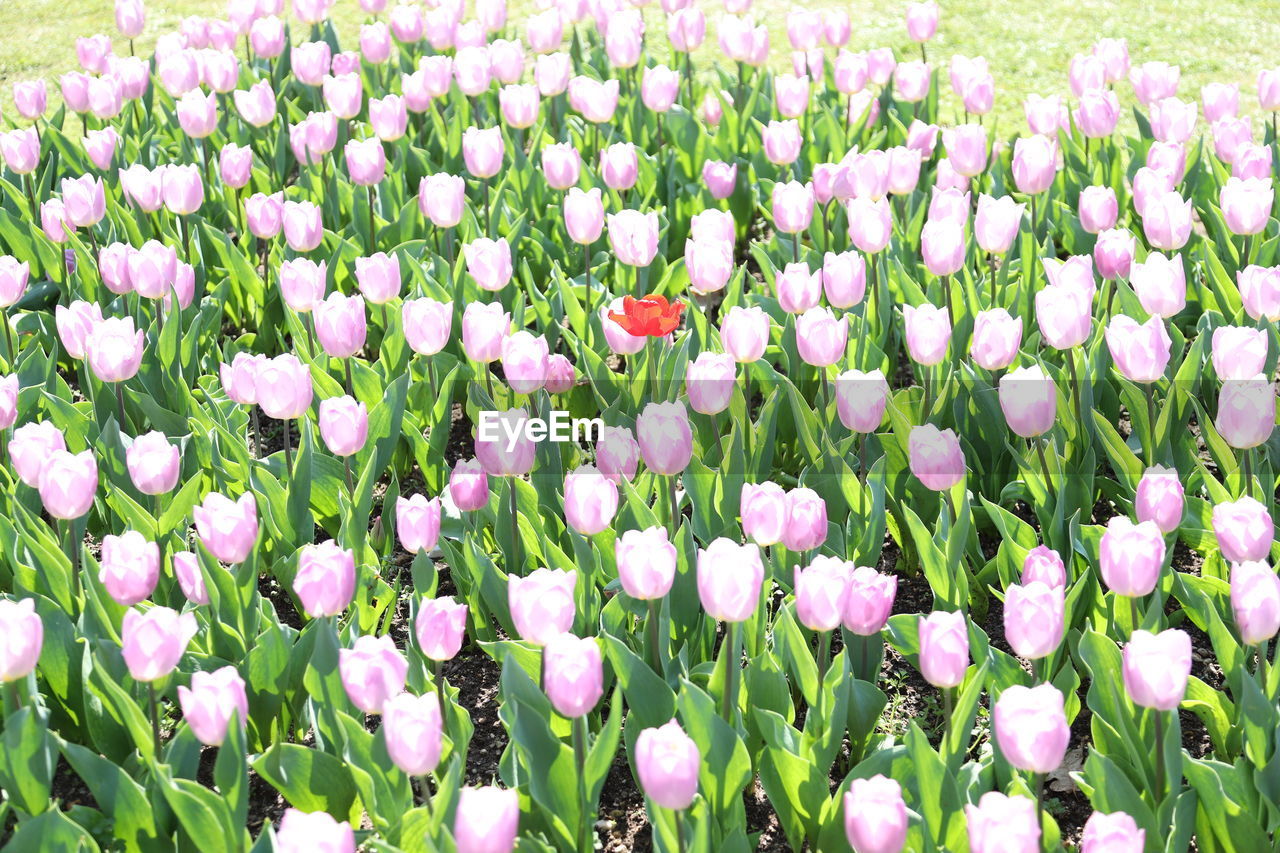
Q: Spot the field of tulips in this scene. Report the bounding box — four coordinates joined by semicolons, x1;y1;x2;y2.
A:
4;0;1280;850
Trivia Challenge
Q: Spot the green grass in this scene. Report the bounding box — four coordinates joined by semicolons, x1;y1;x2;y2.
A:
1;0;1279;135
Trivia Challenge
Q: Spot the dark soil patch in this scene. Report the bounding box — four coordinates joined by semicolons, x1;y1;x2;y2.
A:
443;646;506;786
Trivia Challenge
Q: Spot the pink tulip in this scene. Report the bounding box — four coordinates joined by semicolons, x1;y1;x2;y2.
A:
847;197;892;254
616;526;677;600
918;609;969;688
463;238;513;292
1213;496;1274;563
998;365;1056;438
508;567;576;646
177;666;248;747
903;303;951;366
1093;228;1136;281
86;317;144;384
462;302;511;364
636;401;694;476
276;810;355;853
994;683;1070;773
419;173;466;228
762;119;803;166
378;691;444;778
454;787;518;853
567;76;619;123
974;195;1025;255
449;458;490;512
194;492;258;564
1123;628;1190;711
1150;96;1197;143
796;307;846;367
0;375;15;431
967;793;1040;853
1105;315;1171;383
282;200;323;252
564;465;618;536
1130;61;1180;106
921;220;966;277
402;298;453;356
1134;465;1184;534
99;530;160;606
942;124;987;178
685;352;736;415
416;596;467;661
905;0;939;41
927;186;971;225
314;293;367;358
970;309;1022;371
1141;191;1193;251
1217;376;1276;450
894;60;931;103
0;599;43;683
279;259;326;313
541;143;582;190
794;556;851;631
835;369;889;434
1075;89;1120;138
1081;812;1146;853
1023;545;1067;588
772;181;815;235
543;633;603;717
318;396;368;457
1130;252;1186;318
339;634;408;714
245;192;284;239
498;84;538;129
1078;186;1118;234
1100;516;1166;597
1;128;40;175
607;210;660;267
171;551;209;606
1231;561;1280;646
1004;581;1064;660
740;481;787;547
1239;265;1280;322
11;421;67;488
565;187;605;245
908;424;964;491
1221;177;1273;236
843;775;907;853
121;607;198;682
1010;134;1056;195
535;53;571;96
697;538;764;622
475;408;536;477
126;431;180;495
1211;326;1268;380
635;720;699;810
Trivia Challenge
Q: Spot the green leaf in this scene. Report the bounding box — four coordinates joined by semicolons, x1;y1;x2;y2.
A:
252;742;359;820
0;707;56;815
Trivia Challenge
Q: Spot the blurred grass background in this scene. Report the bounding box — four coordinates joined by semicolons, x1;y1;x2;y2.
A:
2;0;1280;133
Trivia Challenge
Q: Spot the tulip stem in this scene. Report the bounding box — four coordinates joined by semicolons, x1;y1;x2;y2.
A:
1066;349;1085;439
251;406;263;459
1145;387;1157;466
282;421;293;474
1035;774;1046;848
667;474;679;540
818;370;830;420
367;185;377;252
2;312;14;368
148;683;162;756
675;809;688;853
1153;710;1166;802
434;659;446;709
1241;447;1254;500
793;231;800;264
1034;437;1053;497
482;180;491;237
1130;596;1141;635
742;368;753;461
115;382;126;430
815;630;831;692
60;519;80;604
719;621;740;724
343;455;354;493
941;686;953;744
573;715;591;853
345;358;355;397
510;478;521;573
646;598;663;676
921;367;933;422
4;680;21;713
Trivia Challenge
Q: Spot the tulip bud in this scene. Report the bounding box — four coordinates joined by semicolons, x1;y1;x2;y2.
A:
697;538;765;622
1212;496;1274;563
843;775;907;853
339;634;408;714
276;810;355;853
1135;465;1184;534
454;787;519;853
918;610;969;688
121;606;198;682
543;633;603;717
508;568;576;646
1122;628;1191;711
0;599;43;683
177;666;248;746
383;691;444;776
1004;581;1065;659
